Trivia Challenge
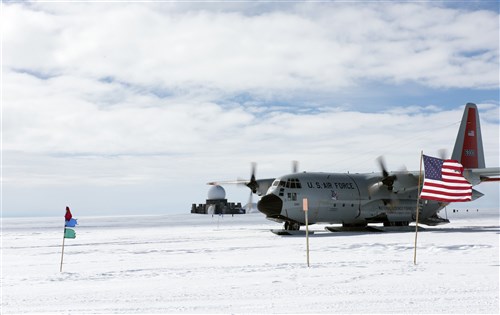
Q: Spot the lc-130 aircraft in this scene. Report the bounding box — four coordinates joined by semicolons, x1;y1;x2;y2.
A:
209;103;499;232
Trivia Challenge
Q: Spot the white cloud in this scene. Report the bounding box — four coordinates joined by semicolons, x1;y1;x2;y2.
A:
3;2;499;93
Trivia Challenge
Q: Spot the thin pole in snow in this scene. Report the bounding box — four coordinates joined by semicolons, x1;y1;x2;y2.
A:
303;198;310;267
413;150;423;265
60;225;66;272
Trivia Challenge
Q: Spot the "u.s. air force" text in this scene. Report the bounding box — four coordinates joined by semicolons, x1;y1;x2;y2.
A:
307;182;355;189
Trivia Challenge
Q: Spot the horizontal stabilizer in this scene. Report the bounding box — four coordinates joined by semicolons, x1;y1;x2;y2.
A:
471;188;484;201
463;167;500;185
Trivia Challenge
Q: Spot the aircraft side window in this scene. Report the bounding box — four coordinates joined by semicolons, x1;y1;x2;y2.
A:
286;192;297;200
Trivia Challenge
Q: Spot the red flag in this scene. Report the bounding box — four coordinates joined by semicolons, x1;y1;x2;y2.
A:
65;206;72;221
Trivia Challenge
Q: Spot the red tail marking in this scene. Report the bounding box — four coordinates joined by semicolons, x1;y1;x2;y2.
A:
460;107;479;169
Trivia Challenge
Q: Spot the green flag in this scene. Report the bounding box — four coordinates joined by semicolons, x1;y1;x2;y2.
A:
64;228;76;239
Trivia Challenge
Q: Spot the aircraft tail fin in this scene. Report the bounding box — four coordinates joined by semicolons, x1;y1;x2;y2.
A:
451;103;485;169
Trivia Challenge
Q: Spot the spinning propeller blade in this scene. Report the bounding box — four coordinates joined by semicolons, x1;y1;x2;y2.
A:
246;162;259;194
246;190;253;213
377;156;397;191
438;148;448;160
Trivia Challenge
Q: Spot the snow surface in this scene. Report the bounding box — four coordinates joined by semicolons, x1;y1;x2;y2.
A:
2;210;499;314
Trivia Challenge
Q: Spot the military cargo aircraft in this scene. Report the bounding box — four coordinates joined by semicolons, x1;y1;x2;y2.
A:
209;103;499;231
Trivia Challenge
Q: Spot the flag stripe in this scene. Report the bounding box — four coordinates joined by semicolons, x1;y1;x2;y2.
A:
421;187;472;195
420;190;472;198
442;162;463;169
422;180;473;189
421;190;472;197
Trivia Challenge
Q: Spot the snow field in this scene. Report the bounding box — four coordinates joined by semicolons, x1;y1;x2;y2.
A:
2;211;498;313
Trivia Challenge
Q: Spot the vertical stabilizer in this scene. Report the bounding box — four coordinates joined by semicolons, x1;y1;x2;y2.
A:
451;103;485;169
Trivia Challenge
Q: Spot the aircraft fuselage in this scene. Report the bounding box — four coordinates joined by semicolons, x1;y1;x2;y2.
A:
258;172;446;228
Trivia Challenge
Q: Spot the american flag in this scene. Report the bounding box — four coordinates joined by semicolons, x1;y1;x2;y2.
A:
420;155;472;202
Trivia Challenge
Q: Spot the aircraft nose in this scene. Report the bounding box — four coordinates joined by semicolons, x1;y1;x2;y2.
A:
257;194;283;217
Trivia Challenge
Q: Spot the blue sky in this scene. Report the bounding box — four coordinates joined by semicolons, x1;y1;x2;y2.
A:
2;1;499;217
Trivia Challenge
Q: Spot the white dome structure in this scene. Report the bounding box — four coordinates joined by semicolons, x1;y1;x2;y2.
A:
191;185;244;215
207;185;226;200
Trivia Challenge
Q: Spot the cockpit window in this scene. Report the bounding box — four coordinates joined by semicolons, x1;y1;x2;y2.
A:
284;178;301;189
272;180;280;187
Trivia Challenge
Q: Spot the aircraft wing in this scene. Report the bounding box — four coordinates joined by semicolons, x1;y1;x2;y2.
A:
465;167;500;184
254;178;276;195
392;171;420;193
207;178;275;196
364;171;421;193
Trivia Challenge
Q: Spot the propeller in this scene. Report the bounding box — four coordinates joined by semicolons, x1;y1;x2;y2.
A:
246;190;253;213
368;156;400;208
246;162;259;194
377;156;397;191
438;148;448;160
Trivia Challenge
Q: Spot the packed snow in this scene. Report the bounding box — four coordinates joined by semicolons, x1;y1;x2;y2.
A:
2;209;499;314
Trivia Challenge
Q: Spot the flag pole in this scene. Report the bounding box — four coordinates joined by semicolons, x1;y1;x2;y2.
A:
303;198;310;267
413;150;424;265
305;210;310;268
60;225;66;272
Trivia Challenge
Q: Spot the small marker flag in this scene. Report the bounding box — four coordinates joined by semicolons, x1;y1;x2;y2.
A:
65;206;72;221
64;228;76;239
420;155;472;202
65;218;78;227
